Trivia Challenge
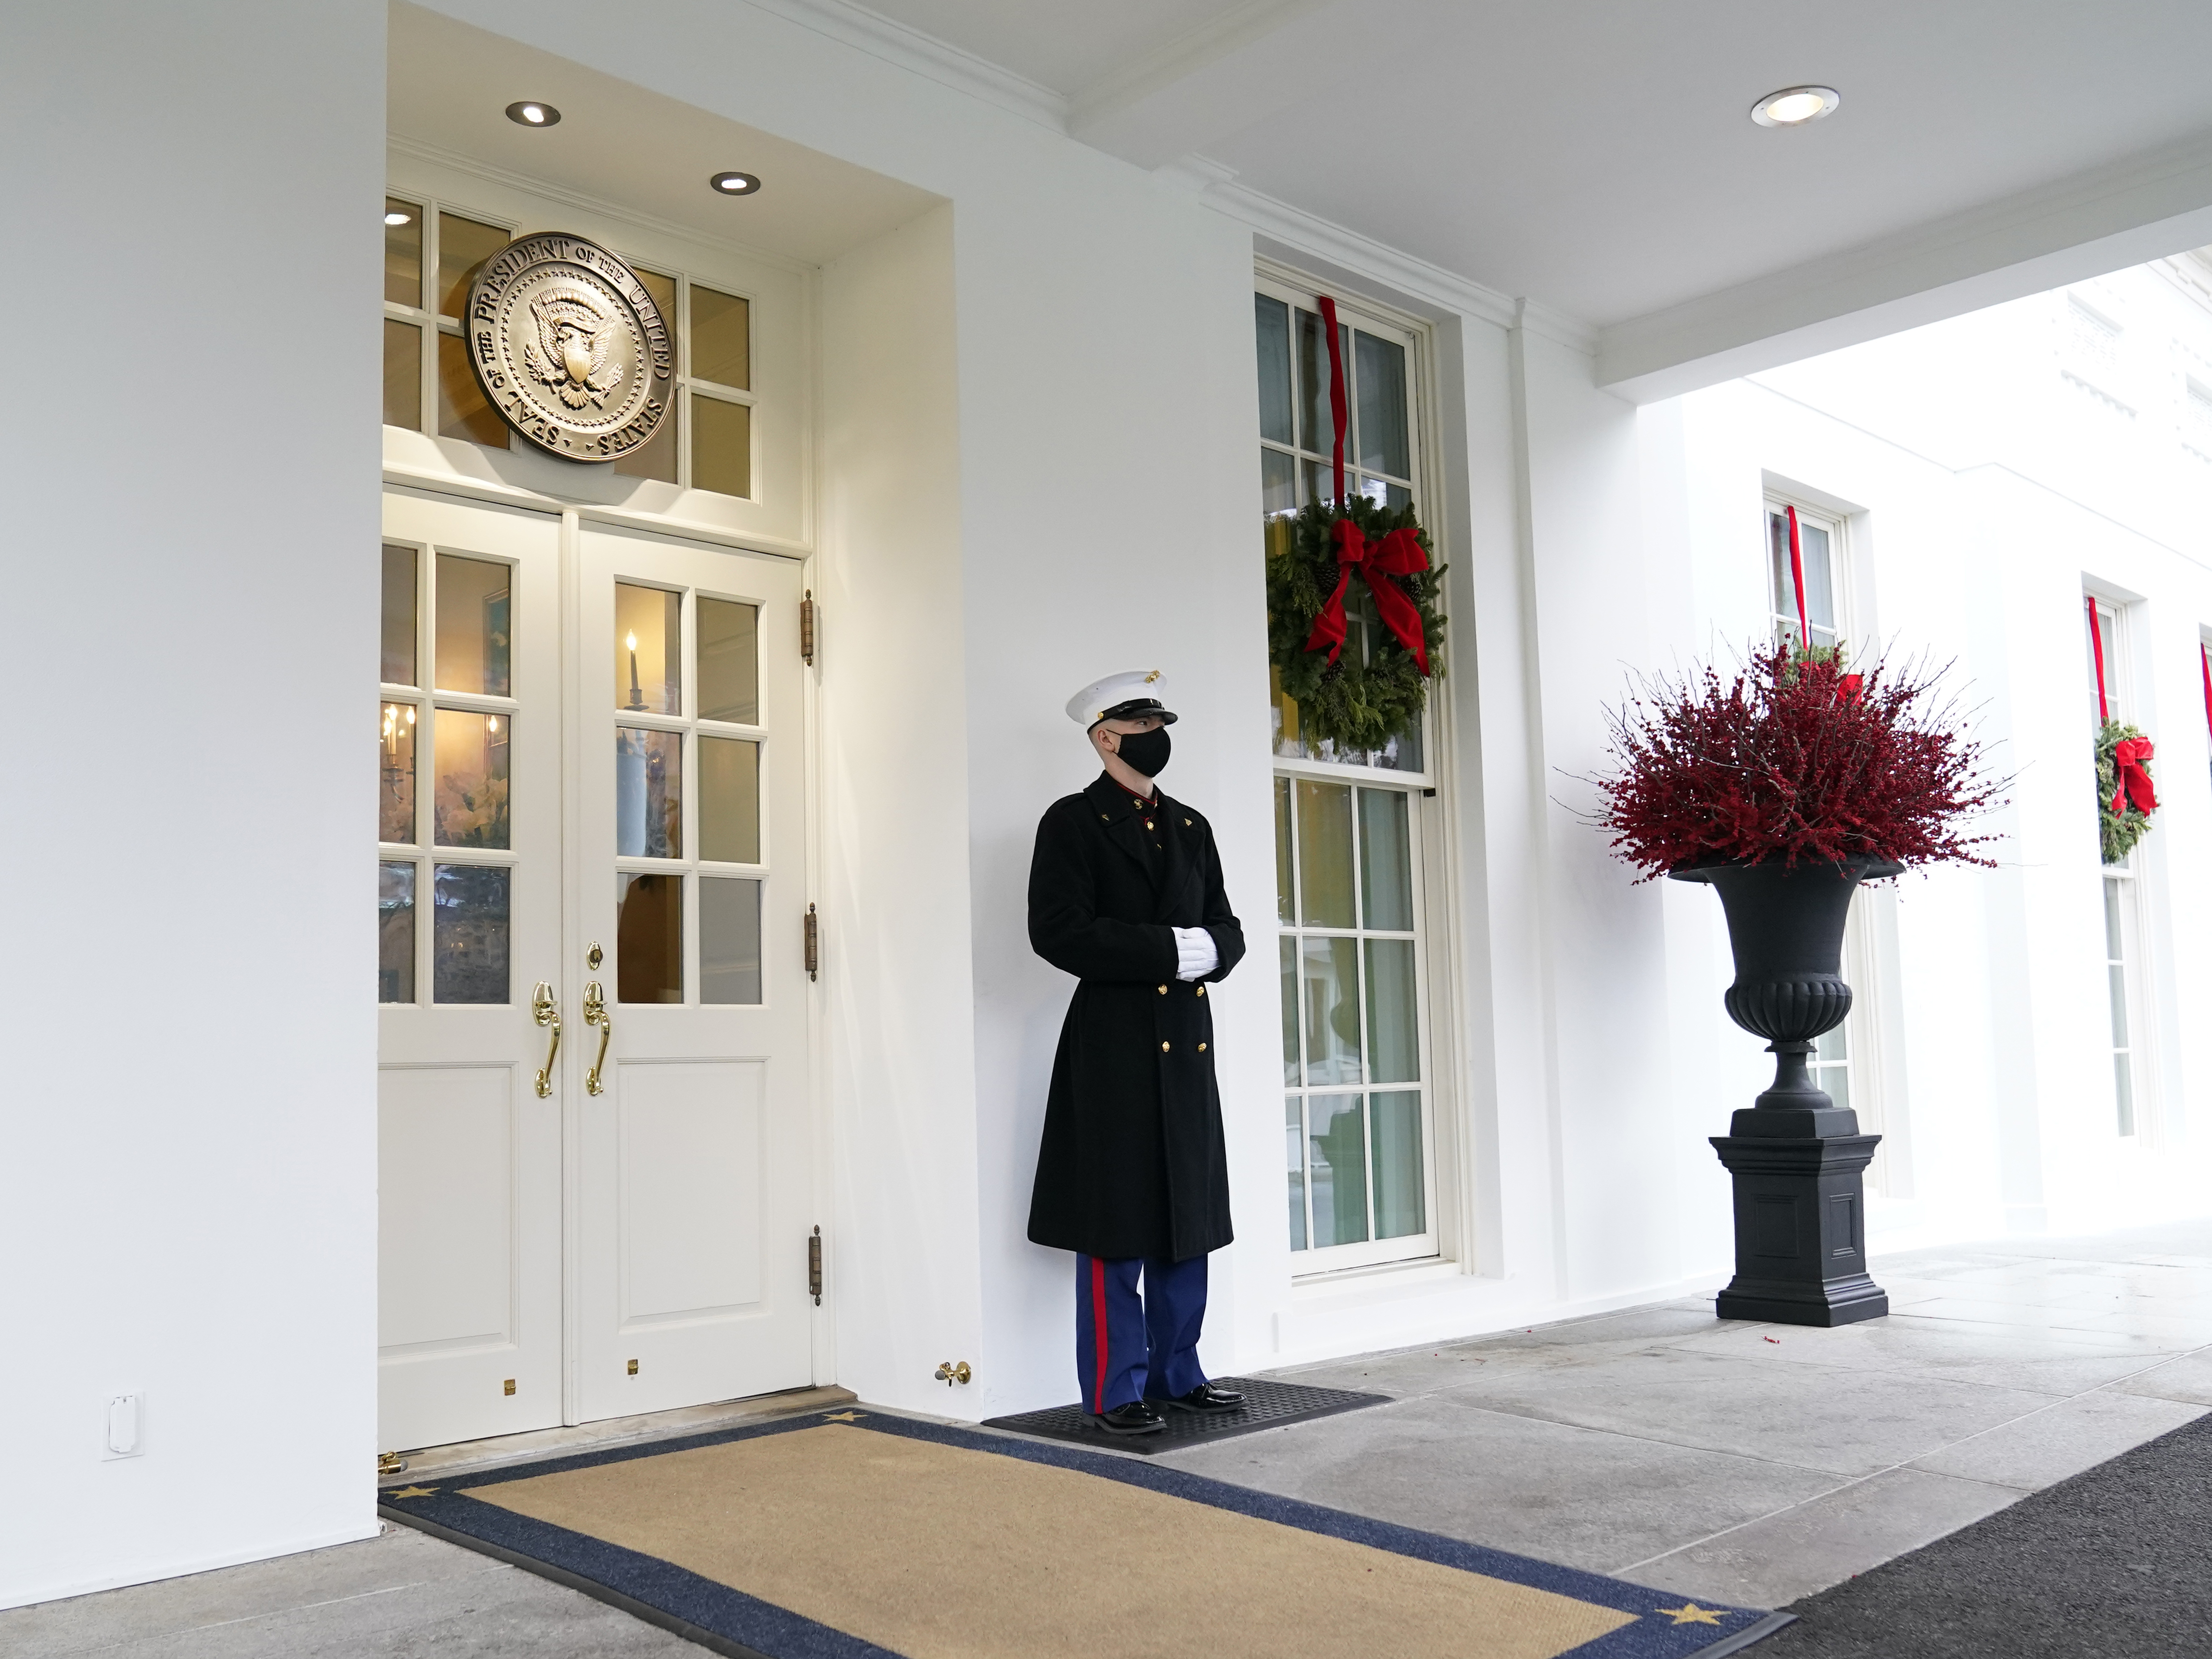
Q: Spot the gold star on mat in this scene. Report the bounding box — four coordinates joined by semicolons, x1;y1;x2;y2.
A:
1655;1603;1726;1626
821;1411;866;1422
385;1486;441;1500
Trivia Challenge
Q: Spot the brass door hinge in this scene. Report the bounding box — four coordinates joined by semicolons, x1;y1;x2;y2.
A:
804;904;819;981
808;1225;823;1305
800;590;816;667
377;1451;407;1476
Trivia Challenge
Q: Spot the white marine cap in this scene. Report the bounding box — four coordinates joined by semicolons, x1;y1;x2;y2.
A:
1065;669;1177;728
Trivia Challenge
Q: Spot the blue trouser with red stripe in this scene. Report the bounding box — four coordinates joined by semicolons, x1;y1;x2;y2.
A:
1075;1252;1209;1413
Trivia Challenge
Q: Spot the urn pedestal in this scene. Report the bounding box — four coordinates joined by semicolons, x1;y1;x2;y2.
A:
1672;856;1901;1328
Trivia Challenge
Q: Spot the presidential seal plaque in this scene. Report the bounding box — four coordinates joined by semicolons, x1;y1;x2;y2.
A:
464;232;673;463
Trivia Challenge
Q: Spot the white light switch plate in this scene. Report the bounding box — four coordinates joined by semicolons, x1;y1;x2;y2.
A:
103;1392;143;1459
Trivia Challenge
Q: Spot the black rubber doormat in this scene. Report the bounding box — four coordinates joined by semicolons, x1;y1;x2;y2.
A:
1758;1409;2212;1659
980;1375;1388;1455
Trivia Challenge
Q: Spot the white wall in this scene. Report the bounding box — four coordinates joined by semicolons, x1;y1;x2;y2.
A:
0;0;386;1608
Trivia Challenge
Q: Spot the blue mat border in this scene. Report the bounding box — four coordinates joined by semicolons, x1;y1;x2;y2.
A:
381;1407;1792;1659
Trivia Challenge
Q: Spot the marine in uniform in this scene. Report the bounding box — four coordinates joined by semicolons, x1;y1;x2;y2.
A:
1027;671;1248;1435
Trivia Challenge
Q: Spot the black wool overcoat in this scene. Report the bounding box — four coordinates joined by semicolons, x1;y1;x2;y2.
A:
1026;773;1246;1263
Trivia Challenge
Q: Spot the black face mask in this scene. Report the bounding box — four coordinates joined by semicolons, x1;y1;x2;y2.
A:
1112;726;1172;779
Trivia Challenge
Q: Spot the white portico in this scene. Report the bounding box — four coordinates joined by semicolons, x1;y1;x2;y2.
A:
8;0;2212;1612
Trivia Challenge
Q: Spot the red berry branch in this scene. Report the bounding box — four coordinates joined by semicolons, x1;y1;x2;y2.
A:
1591;642;2007;881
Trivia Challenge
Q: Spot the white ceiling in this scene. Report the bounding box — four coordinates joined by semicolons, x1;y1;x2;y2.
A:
858;0;2212;386
389;5;940;266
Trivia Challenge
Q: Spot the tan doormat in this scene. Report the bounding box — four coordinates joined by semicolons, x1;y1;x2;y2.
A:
381;1407;1789;1659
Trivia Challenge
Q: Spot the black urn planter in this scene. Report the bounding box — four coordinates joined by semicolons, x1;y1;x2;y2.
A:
1671;855;1902;1327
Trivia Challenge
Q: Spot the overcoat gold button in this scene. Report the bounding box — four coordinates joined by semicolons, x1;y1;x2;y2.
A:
1198;1043;1207;1051
1161;1041;1171;1052
1157;984;1168;994
1195;985;1205;997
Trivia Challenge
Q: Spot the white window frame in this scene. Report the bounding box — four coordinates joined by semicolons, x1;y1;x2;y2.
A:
381;189;759;498
1259;263;1456;1276
2086;590;2155;1139
1764;497;1847;654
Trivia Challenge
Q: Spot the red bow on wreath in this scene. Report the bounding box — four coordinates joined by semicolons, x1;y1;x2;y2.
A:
2111;735;2158;816
1303;294;1432;676
1304;519;1432;672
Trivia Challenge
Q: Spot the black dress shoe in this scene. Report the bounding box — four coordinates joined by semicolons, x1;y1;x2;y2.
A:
1092;1401;1167;1435
1160;1381;1245;1412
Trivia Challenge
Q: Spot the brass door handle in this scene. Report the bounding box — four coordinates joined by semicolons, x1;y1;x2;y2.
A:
583;981;610;1096
531;983;561;1098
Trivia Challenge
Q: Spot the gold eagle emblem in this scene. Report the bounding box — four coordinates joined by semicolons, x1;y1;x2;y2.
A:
523;288;625;409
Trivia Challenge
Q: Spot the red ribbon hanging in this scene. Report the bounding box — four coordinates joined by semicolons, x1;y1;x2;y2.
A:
1317;295;1348;504
2200;642;2211;747
1786;506;1810;651
2111;735;2159;816
2087;596;2110;724
1304;294;1432;676
1304;520;1432;672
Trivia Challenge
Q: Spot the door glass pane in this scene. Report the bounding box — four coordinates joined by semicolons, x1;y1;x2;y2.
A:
1309;1094;1369;1248
1272;777;1294;924
384;198;422;307
1364;938;1419;1084
1255;294;1292;445
700;736;761;863
379;861;416;1004
433;863;509;1004
691;285;750;389
433;711;511;848
1358;788;1412;930
699;599;759;723
1278;935;1299;1085
701;877;763;1005
1285;1096;1307;1252
438;331;508;448
2102;877;2125;959
692;394;750;498
616;729;683;857
1822;1067;1852;1114
617;872;683;1004
434;554;512;696
381;545;418;685
2115;1054;2136;1136
382;319;421;430
380;702;417;843
1370;1091;1424;1240
437;213;508;319
615;584;681;715
1296;781;1354;926
1301;935;1362;1086
1354;331;1410;479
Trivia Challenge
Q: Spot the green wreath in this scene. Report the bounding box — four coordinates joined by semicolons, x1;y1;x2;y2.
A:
2096;718;2157;864
1265;494;1446;753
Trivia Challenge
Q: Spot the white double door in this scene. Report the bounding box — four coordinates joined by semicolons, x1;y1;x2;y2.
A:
377;486;814;1454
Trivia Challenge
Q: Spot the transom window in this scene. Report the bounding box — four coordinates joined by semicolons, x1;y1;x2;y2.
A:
382;194;755;498
1258;269;1440;1274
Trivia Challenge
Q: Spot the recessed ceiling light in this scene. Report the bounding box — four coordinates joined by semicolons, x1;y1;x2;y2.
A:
710;171;762;196
1751;86;1839;128
383;210;412;227
505;101;561;128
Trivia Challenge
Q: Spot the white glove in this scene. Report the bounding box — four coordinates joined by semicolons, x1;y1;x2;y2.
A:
1173;926;1218;982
